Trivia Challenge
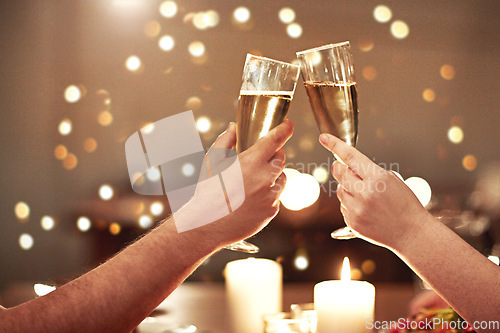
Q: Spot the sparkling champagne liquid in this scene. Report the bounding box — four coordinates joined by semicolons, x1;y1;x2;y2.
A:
304;82;359;146
236;92;292;153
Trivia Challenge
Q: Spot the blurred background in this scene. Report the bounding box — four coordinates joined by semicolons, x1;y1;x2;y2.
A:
1;0;499;305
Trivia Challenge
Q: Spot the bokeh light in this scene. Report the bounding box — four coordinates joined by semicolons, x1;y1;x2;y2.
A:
64;85;82;103
185;96;202;110
462;154;477;171
286;23;303;39
109;222;121;235
233;7;250;23
312;166;329;184
77;216;91;232
99;184;114;201
54;144;68;160
41;215;55;231
150;201;164;216
447;126;464;144
404;177;432;207
159;1;178;18
196;116;211;133
142;123;155;134
422;88;436;102
62;153;78;170
351;268;362;280
373;5;392;23
158;35;175;51
440;64;455;80
358;39;374;52
280;170;320;211
146;167;161;182
182;163;195;177
98;111;113;126
19;233;34;250
279;7;296;24
390;20;410;39
139;215;153;229
34;283;56;296
83;137;98;152
15;201;30;220
144;20;161;37
125;55;142;72
299;136;314;152
188;41;205;57
58;119;72;136
362;66;377;81
294;253;309;271
361;260;376;275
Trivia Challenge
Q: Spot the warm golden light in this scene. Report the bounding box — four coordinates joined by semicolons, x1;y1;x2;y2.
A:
422;88;436;102
341;257;351;281
462;154;477;171
312;166;329;184
62;153;78;170
440;64;455;80
150;201;164;216
109;223;121;235
286;23;303;39
359;39;374;52
361;260;376;275
362;66;377;81
299;136;314;152
373;5;392;23
391;20;410;39
15;202;30;220
99;184;114;200
146;167;161;182
158;35;175;51
233;7;250;23
58;119;72;136
64;85;82;103
196;116;211;133
405;177;432;207
139;215;153;229
41;216;55;231
294;249;309;271
185;96;202;110
83;138;98;153
144;20;161;37
279;7;296;24
188;41;205;57
448;126;464;144
125;55;142;72
159;1;177;18
142;123;155;134
77;216;91;232
98;111;113;126
54;144;68;160
19;233;34;250
34;283;56;296
280;170;320;211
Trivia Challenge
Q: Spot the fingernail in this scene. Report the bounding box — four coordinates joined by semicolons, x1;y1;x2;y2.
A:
319;134;329;145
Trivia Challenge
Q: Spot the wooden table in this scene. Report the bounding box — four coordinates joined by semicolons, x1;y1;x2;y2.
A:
138;282;417;333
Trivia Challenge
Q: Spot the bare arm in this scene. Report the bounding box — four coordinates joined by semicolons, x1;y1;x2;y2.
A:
319;133;500;330
0;121;293;333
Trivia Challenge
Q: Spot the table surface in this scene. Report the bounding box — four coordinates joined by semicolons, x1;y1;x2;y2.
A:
138;282;417;333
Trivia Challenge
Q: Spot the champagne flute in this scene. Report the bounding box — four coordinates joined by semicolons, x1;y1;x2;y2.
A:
296;41;359;240
227;53;300;253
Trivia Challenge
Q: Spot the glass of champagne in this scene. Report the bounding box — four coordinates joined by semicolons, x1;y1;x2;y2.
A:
296;41;359;240
227;53;300;253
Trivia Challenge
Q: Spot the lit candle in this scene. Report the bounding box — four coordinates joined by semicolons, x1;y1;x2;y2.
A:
225;258;282;333
314;257;375;333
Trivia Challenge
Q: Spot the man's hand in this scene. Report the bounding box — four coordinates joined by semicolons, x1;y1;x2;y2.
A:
318;133;432;250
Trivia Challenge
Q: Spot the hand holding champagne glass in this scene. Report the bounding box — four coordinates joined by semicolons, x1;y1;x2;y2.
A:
226;54;300;253
297;41;360;240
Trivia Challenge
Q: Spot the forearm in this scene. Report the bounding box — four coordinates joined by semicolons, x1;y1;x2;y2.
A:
0;215;221;333
393;213;500;329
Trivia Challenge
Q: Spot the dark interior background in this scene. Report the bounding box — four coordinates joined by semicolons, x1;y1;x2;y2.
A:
1;0;499;299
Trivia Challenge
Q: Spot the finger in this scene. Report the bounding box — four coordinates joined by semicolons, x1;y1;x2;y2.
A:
336;183;354;202
247;119;294;161
211;122;236;150
319;133;377;179
272;172;287;194
268;147;286;173
331;160;364;192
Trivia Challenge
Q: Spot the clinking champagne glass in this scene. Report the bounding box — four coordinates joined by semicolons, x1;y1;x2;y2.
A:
225;54;300;253
297;41;359;240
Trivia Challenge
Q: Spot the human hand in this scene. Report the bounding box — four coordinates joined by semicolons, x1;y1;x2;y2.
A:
318;133;434;250
176;120;293;247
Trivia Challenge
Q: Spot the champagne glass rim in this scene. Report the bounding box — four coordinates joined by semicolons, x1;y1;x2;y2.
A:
245;53;300;69
296;41;350;55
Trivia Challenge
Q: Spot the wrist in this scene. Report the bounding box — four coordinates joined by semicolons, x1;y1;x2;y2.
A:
390;209;438;255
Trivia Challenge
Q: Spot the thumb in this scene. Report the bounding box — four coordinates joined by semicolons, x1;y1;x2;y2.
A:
211;122;236;150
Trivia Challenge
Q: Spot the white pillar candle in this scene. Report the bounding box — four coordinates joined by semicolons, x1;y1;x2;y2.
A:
225;258;282;333
314;257;375;333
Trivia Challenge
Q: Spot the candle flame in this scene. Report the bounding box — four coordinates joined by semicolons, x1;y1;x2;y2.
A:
341;257;351;281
